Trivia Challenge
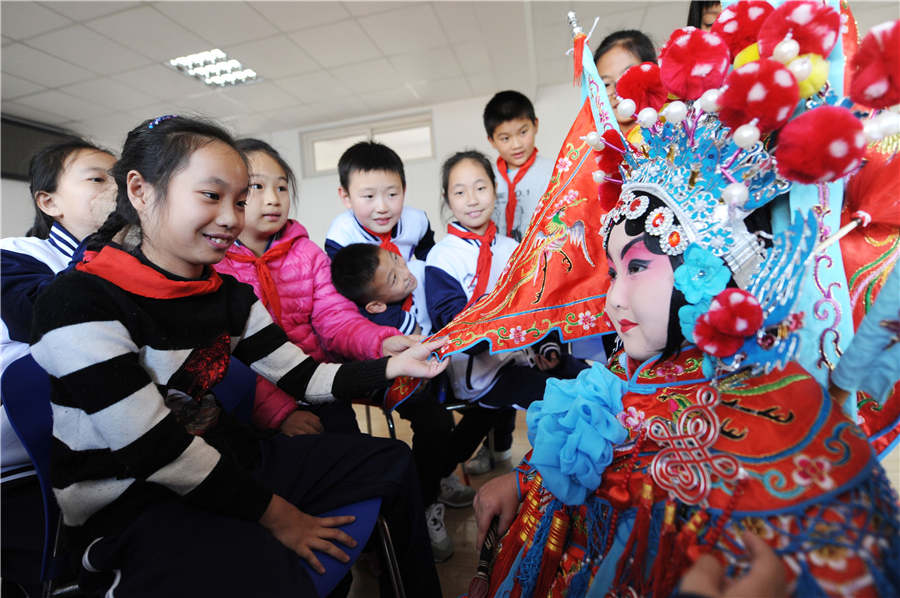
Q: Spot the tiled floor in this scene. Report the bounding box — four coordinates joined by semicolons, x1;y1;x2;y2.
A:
346;404;900;598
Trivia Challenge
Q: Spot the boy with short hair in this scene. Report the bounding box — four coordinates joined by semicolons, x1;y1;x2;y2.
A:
330;243;431;337
484;90;555;242
330;243;462;563
324;141;435;261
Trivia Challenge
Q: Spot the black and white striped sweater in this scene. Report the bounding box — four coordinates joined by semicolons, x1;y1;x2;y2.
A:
30;246;389;546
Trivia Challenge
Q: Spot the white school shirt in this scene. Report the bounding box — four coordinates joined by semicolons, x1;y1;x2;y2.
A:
491;154;555;242
324;206;432;261
425;225;526;400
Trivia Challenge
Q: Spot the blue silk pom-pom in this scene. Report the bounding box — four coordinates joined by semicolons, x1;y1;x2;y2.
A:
526;363;629;505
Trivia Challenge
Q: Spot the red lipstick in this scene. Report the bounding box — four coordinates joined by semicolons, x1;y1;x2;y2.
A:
618;319;637;333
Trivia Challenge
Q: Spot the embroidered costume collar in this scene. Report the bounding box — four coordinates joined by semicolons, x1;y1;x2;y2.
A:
610;346;711;393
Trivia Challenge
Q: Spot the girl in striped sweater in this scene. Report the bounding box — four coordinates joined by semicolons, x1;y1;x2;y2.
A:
29;115;446;597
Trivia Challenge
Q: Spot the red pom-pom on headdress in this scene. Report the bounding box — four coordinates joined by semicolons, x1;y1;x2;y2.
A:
711;1;775;59
757;0;841;59
659;27;731;100
719;59;800;133
616;63;667;112
694;289;764;358
775;106;866;183
849;20;900;109
845;149;900;229
693;314;745;357
707;289;764;337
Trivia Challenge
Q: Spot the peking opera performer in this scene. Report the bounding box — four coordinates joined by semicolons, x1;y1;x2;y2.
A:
460;2;900;597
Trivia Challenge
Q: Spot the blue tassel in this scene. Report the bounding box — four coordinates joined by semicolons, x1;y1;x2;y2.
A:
865;555;900;598
595;499;614;559
516;498;561;597
568;499;601;597
494;547;527;598
794;560;827;597
884;535;900;590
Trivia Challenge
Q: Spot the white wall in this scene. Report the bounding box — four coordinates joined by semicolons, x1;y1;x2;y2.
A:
1;178;33;238
261;81;582;247
0;81;583;246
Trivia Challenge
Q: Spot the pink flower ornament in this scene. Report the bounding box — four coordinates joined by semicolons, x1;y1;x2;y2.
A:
616;406;646;432
791;454;834;491
577;311;596;330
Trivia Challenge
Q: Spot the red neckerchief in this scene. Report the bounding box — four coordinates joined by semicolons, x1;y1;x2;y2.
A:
363;226;402;257
76;246;222;298
224;240;294;325
496;148;538;236
447;222;497;308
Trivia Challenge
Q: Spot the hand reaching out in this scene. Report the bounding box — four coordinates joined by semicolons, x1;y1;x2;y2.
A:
259;494;357;575
381;333;423;357
385;336;450;380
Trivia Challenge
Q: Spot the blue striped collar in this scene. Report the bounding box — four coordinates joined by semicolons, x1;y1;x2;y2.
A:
47;223;79;259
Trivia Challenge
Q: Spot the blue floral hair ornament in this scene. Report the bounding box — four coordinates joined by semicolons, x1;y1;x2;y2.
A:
673;244;731;304
148;114;177;129
526;363;628;505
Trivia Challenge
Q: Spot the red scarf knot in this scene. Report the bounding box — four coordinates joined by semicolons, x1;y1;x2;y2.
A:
496;148;538;236
364;227;402;258
224;240;294;324
447;221;497;308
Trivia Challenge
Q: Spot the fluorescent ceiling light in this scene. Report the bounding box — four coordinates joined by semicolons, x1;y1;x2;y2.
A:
168;49;257;87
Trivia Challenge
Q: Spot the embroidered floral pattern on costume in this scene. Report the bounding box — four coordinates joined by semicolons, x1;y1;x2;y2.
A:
791;454;835;491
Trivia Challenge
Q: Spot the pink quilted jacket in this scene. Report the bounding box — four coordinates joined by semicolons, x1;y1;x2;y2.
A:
215;220;399;429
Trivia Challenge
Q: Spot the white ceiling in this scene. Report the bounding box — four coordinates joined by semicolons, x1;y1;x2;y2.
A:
2;1;898;150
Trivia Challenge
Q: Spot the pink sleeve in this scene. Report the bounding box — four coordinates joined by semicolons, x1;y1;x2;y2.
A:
251;376;298;430
307;245;400;361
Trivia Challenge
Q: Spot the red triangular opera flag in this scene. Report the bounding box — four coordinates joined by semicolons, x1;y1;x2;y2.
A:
387;117;622;408
385;25;625;410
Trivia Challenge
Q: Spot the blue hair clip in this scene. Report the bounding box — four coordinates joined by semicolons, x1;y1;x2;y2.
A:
148;115;177;129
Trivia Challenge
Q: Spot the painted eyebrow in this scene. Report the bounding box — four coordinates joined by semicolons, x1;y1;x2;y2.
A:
620;234;648;260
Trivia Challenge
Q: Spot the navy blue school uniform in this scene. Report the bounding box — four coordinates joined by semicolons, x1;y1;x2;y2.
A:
367;260;432;337
1;223;86;595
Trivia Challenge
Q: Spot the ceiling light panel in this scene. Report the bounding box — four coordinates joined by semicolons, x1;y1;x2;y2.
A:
168;49;257;87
